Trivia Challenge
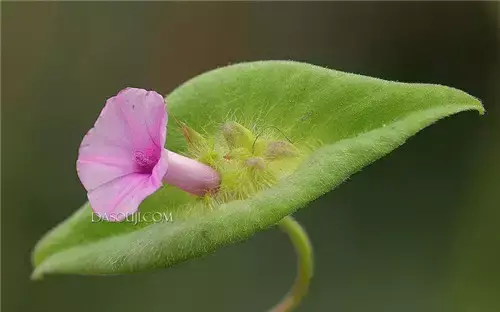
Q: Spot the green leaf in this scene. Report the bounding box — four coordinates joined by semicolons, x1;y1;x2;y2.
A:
32;61;483;278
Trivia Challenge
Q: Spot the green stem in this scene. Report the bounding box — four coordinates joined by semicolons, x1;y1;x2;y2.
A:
269;216;314;312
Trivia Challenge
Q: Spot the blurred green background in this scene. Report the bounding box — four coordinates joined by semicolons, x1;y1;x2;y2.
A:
2;2;499;312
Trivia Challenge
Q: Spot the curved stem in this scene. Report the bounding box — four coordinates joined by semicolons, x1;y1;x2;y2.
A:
269;216;314;312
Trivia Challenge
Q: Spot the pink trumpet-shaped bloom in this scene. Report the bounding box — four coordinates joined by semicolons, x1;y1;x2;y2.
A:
77;88;219;221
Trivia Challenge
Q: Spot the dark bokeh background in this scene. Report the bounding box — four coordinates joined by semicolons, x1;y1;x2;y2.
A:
2;2;499;312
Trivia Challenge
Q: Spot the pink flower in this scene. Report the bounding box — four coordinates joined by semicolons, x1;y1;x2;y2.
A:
77;88;219;221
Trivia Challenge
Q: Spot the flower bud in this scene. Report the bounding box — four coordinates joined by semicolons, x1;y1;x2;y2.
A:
264;141;299;160
222;121;255;150
176;120;206;149
246;157;266;170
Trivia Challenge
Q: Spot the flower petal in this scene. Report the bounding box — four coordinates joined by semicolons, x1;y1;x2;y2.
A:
150;149;169;187
76;87;168;191
114;88;168;150
88;173;158;222
87;145;169;222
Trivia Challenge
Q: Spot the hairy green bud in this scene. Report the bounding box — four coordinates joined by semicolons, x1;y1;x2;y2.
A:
265;140;299;159
222;121;255;150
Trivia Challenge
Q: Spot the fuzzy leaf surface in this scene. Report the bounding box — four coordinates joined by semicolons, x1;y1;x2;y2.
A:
32;61;483;278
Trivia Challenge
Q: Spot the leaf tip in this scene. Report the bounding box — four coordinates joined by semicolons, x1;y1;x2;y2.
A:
467;93;485;115
30;268;44;281
460;89;485;116
31;235;48;267
477;103;486;116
